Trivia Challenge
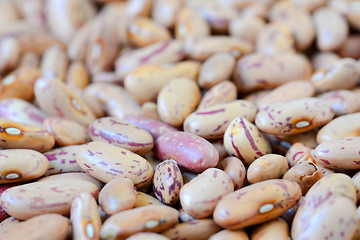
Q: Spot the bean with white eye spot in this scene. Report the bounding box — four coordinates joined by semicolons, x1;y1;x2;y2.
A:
153;160;183;205
255;98;334;136
180;168;234;219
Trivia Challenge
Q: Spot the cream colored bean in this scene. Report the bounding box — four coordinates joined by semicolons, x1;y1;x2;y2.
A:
313;6;349;51
352;171;360;205
209;229;249;240
291;0;325;12
311;51;341;70
175;7;210;40
198;53;235;89
184;100;257;140
124;61;200;105
127;17;171;48
0;149;48;184
0;217;20;236
243;90;272;106
185;36;253;61
230;17;265;44
285;143;314;167
310;58;359;93
66;61;90;89
34;77;96;126
251;218;290;240
217;156;246;190
76;141;153;187
247;154;289;184
153;160;183;205
255;98;334;135
0;37;20;74
224;117;271;165
256;80;315;110
339;35;360;59
180;168;233;218
19;51;39;69
99;178;137;215
152;0;183;29
89;117;154;156
317;113;360;143
197;81;237;110
125;0;152;18
75;89;105;118
234;52;311;93
40;44;68;82
134;191;163;208
100;205;179;240
292;173;356;239
162;219;221;240
71;192;102;240
141;102;161;121
44;117;90;147
318;90;360;116
68;19;94;62
0;118;55;152
38;172;103;190
157;77;201;127
115;40;185;79
126;233;170;240
0;214;69;240
214;179;301;229
0;179;99;220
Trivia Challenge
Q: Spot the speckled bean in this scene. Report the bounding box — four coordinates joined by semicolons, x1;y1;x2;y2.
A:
224;117;271;165
247;154;289;184
313;6;349;51
0;97;47;126
198;53;235;89
0;184;17;222
124;61;200;105
44;117;90;147
0;179;99;220
217;156;246;190
126;233;170;240
213;179;301;229
184;100;257;140
251;218;290;240
283;160;323;195
209;229;249;240
0;216;20;236
285;143;314;167
317;113;360;143
157;77;201;127
71;192;102;240
234;52;311;93
44;145;84;176
115;40;185;79
40;44;68;81
34;77;96;126
155;132;219;172
310;58;359;92
76;141;153;187
197;81;237;110
0;149;48;184
127;17;171;48
255;98;334;135
256;80;315;110
0;214;69;240
89;117;154;156
352;172;360;205
0;118;55;152
313;137;360;169
318;90;360;116
99;177;137;215
180;168;233;218
185;36;253;61
161;219;221;240
153;160;183;205
230;17;265;44
134;191;163;208
85;83;142;118
100;205;179;240
38;172;103;190
175;7;210;40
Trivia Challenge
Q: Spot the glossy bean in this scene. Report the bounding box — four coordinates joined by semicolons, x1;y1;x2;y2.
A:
217;156;246;190
318;90;360;116
285;143;314;167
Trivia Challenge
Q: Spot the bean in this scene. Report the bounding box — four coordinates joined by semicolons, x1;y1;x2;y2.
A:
217;156;246;190
152;0;183;29
311;51;341;70
285;142;314;167
134;191;163;208
352;172;360;205
209;229;249;240
250;218;290;240
126;232;170;240
175;7;210;40
230;17;265;44
0;217;20;236
40;44;68;81
197;81;237;110
38;172;103;190
141;102;161;121
318;90;360;116
43;146;84;175
66;61;90;89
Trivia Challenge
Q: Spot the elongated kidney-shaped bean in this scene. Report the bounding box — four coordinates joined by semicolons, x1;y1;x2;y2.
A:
317;90;360;116
213;179;301;229
197;81;237;110
76;141;153;187
255;98;334;135
155;132;219;172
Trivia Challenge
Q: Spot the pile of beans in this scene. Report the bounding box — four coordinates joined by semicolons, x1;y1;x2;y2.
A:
0;0;360;239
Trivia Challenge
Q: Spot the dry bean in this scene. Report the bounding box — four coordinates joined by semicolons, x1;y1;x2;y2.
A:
152;0;183;29
352;171;360;205
209;229;249;240
155;131;219;173
40;44;68;82
197;81;237;110
0;184;17;222
339;35;360;59
134;191;163;208
125;0;153;18
217;156;246;190
175;7;210;40
66;61;90;89
89;117;154;156
311;51;341;70
318;90;360;116
0;216;20;236
141;102;161;121
285;142;314;167
38;172;103;190
230;17;265;44
126;232;170;240
0;37;20;74
250;218;290;240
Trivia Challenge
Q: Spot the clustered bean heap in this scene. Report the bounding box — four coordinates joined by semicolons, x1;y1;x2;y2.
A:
0;0;359;239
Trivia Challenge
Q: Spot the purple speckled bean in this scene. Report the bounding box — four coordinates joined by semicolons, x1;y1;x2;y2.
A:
255;98;334;135
123;115;178;140
153;160;183;205
43;145;84;176
180;168;234;219
38;172;103;190
76;141;153;187
313;137;360;169
89;117;154;156
317;90;360;116
154;132;219;173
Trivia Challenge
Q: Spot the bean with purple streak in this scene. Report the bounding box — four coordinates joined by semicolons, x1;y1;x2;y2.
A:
154;131;219;173
180;168;234;219
224;117;271;166
153;160;183;205
89;117;154;156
